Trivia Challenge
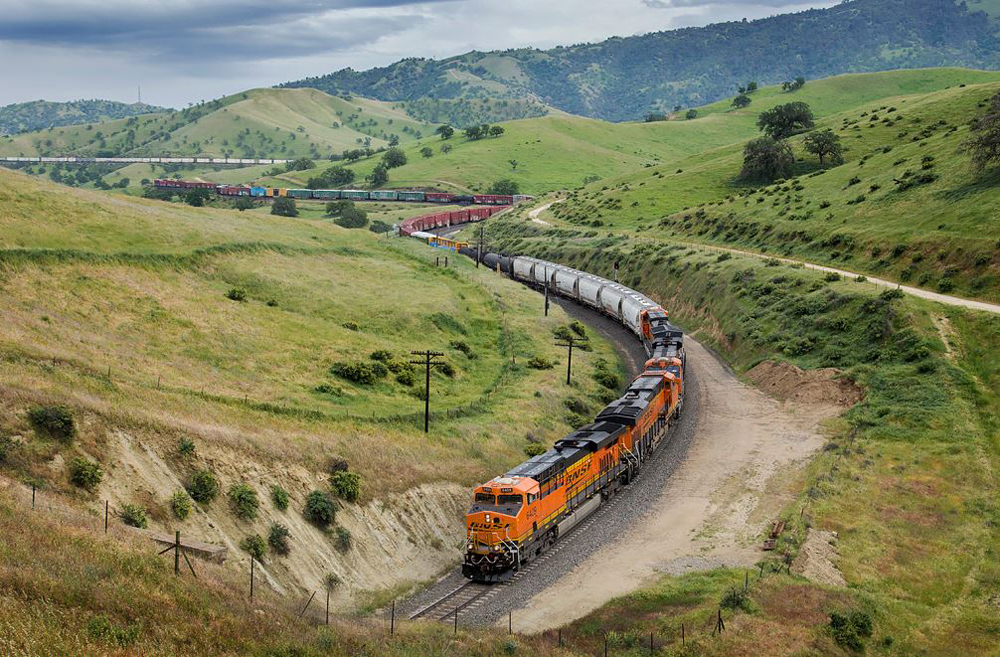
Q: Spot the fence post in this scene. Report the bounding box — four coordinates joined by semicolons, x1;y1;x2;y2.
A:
454;607;458;634
32;484;35;509
558;628;562;646
298;591;316;618
509;611;512;635
326;589;330;626
250;558;255;600
174;531;180;575
650;631;654;653
390;599;394;635
604;634;608;657
682;623;685;646
104;500;109;533
745;571;749;591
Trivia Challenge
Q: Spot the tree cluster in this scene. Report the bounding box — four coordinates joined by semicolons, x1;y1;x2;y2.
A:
961;90;1000;171
307;165;355;189
782;76;806;92
464;124;505;140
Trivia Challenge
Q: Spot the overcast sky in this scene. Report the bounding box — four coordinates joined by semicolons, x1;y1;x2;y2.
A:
0;0;836;108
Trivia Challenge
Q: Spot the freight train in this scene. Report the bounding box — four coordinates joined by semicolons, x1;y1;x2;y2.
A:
153;179;530;206
455;254;685;581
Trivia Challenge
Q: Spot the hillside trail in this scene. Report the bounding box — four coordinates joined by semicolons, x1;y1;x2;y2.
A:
675;241;1000;315
529;199;562;226
512;336;845;633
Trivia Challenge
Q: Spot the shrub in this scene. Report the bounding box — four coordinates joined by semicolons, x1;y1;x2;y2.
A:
720;587;752;612
268;522;291;555
271;197;298;217
87;614;140;647
396;370;415;386
369;220;392;234
716;252;731;262
170;490;192;520
938;278;955;293
271;485;289;511
342;321;359;331
569;321;587;337
524;443;546;457
325;572;342;589
527;355;554;370
28;405;76;442
0;435;12;462
593;369;621;390
225;288;247;302
304;490;336;527
240;534;267;560
178;437;196;457
330;360;386;385
829;610;873;652
186;469;219;503
824;272;841;282
228;483;259;520
119;503;148;529
69;457;103;490
327;457;349;474
369;349;394;362
438;361;456;378
334;526;352;553
330;471;361;503
855;275;868;283
450;340;473;357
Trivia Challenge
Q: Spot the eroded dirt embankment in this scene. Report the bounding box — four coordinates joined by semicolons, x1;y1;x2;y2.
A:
512;339;854;633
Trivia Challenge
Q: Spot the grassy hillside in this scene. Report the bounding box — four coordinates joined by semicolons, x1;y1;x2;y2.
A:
485;219;1000;655
0;168;627;612
543;72;1000;301
0;99;167;135
0;88;433;160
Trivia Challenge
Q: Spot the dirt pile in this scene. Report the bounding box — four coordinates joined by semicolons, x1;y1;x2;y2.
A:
791;529;846;587
746;361;862;407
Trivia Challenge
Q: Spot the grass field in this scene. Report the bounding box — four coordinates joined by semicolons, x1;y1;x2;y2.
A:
0;88;434;160
484;219;1000;654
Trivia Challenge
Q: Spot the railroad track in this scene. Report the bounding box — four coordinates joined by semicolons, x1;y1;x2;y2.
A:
408;581;495;621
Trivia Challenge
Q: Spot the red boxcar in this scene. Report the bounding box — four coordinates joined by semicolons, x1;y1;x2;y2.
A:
425;192;456;203
472;194;513;205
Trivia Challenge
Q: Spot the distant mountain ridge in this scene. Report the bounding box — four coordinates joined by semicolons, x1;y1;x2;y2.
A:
0;99;168;135
282;0;1000;122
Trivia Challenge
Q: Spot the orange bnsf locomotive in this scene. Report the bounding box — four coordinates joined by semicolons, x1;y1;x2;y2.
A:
461;254;685;582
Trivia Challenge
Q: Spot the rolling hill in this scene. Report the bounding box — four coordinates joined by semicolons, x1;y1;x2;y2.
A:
0;99;167;135
0;88;434;160
282;0;1000;123
535;69;1000;301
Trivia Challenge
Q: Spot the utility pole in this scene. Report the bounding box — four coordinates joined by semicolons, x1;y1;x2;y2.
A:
410;350;444;433
477;223;485;268
555;336;588;385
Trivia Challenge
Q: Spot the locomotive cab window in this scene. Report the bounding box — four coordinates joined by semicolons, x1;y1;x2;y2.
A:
475;493;495;504
526;493;537;504
497;494;523;506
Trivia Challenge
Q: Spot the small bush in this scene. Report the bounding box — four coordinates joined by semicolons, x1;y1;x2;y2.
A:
87;614;140;647
716;252;731;262
396;370;415;386
119;503;148;529
524;443;546;457
240;533;267;560
527;355;554;369
0;435;13;462
186;469;219;503
437;361;456;378
327;457;349;474
28;405;76;442
225;288;247;302
450;340;473;357
369;349;393;362
304;490;336;527
330;471;361;503
569;321;587;337
170;490;192;520
271;484;289;511
268;522;291;556
228;483;259;520
330;360;386;385
342;321;359;331
720;587;752;612
69;457;103;490
334;526;352;553
855;275;868;283
938;278;955;293
325;572;342;589
824;272;841;282
829;610;873;652
178;437;196;457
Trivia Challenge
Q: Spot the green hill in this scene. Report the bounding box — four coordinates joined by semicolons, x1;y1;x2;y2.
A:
282;0;1000;123
0;99;167;135
541;70;1000;301
0;88;434;160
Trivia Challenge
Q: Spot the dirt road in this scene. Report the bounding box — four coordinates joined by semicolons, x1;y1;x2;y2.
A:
511;337;842;633
528;199;561;226
679;242;1000;315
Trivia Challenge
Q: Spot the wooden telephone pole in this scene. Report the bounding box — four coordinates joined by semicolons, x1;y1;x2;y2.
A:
409;350;444;433
554;336;588;385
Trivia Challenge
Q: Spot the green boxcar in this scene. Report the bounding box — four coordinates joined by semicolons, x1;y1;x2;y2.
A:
342;190;369;200
288;189;312;199
312;190;341;199
397;191;425;202
369;190;398;201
